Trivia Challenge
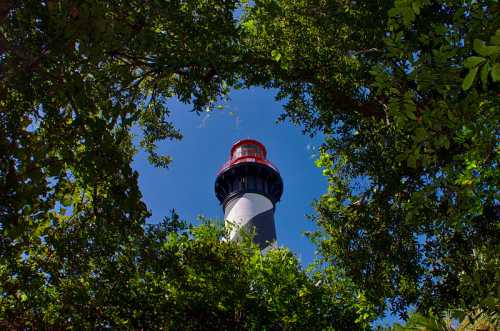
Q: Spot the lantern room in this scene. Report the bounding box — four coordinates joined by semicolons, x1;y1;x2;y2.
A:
230;139;267;160
217;139;279;176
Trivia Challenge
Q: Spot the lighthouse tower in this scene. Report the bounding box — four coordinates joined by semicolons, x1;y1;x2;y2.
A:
215;139;283;250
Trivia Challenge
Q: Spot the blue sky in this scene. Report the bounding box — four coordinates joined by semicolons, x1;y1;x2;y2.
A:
132;87;326;266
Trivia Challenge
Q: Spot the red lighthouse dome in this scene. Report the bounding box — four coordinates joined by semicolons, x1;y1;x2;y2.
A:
217;139;279;176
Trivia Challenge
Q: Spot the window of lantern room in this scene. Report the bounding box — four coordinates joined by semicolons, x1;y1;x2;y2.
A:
233;144;261;159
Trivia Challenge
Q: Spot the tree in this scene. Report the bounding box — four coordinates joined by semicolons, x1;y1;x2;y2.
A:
0;0;240;326
1;210;372;329
241;0;499;317
0;1;371;329
389;309;499;331
2;0;498;327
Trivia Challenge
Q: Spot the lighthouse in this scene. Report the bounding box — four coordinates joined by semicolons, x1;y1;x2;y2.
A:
215;139;283;250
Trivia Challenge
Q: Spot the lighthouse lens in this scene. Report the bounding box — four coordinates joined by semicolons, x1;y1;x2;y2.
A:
233;144;260;158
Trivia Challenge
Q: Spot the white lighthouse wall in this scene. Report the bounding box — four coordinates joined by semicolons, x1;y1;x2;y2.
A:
224;193;276;247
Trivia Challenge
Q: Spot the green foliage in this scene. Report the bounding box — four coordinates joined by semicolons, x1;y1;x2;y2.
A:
0;3;372;327
462;33;500;90
389;309;500;331
240;0;500;318
390;312;453;331
0;212;370;329
2;0;499;327
0;1;241;326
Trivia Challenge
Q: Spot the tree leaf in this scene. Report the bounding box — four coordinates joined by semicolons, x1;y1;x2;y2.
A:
463;56;485;69
407;154;418;168
242;19;257;35
271;50;282;62
480;63;490;87
411;2;421;15
462;66;478;90
402;7;415;25
441;135;450;149
490;29;500;45
62;194;72;207
473;39;500;56
415;127;427;143
491;63;500;82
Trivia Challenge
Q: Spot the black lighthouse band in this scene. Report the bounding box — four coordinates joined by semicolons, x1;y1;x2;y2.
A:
215;162;283;209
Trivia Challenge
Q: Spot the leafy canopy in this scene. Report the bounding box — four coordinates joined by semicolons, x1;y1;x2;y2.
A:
0;1;371;329
1;0;499;328
240;0;499;317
